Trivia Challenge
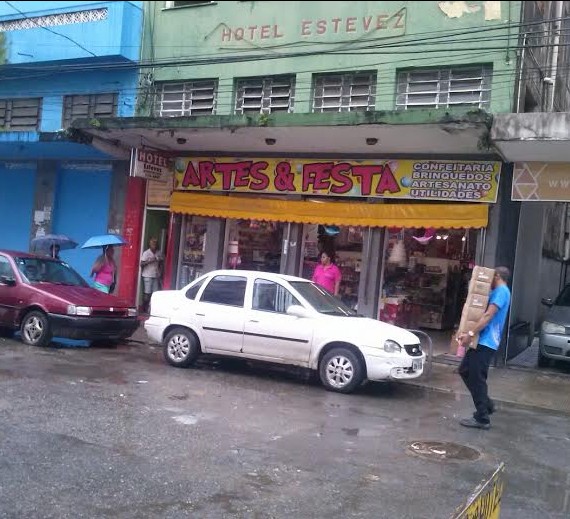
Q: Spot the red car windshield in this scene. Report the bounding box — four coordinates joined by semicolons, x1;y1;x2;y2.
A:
15;257;88;287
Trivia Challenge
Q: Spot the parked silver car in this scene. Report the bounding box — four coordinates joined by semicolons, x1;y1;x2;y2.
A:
539;286;570;367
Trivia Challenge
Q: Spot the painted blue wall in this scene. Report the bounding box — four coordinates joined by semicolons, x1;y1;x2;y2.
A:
0;69;138;132
0;1;143;64
0;162;36;251
52;163;112;282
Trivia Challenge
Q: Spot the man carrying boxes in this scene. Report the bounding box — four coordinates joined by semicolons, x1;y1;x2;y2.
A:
456;266;511;430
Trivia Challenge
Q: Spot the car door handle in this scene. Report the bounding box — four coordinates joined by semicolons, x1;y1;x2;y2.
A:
249;319;259;323
196;313;205;317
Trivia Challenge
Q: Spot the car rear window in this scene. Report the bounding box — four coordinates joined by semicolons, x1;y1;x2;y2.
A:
200;275;247;307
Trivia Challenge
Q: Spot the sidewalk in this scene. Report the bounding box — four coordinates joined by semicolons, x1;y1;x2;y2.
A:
127;324;570;415
406;361;570;416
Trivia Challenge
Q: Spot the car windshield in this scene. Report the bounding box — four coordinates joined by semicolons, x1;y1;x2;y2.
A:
555;285;570;307
15;257;88;287
289;281;356;316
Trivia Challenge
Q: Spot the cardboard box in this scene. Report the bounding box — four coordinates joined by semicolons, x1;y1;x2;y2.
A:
471;266;495;284
461;305;486;324
464;293;489;311
468;279;492;297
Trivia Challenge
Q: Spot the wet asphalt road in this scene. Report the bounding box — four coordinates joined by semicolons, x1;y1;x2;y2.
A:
0;335;569;519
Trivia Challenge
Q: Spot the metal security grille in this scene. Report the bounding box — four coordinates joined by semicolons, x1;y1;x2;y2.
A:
0;8;107;31
396;66;492;109
312;72;376;112
155;80;217;117
235;76;295;114
0;98;41;130
62;93;118;127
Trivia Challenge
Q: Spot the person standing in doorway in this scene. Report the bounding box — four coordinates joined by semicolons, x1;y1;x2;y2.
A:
312;251;342;296
141;237;164;313
91;246;116;293
457;266;511;430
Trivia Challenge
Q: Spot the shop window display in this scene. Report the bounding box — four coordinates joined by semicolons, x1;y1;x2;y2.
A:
226;219;284;273
380;228;477;334
178;216;208;287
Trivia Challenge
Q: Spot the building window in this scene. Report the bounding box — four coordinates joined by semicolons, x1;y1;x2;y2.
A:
0;98;41;130
62;93;118;127
155;80;217;117
164;1;216;7
396;65;492;110
235;76;295;115
0;8;107;32
312;72;376;112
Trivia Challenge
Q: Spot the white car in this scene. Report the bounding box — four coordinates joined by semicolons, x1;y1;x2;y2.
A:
145;270;425;394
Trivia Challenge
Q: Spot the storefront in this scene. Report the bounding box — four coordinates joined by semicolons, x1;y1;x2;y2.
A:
165;155;499;351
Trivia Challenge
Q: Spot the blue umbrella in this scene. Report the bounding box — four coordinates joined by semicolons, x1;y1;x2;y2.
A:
81;234;127;249
31;234;78;255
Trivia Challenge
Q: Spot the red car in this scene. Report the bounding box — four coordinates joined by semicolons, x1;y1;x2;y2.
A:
0;250;138;346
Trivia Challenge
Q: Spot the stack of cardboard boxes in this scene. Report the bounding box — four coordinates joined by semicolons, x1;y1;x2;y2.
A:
455;266;495;354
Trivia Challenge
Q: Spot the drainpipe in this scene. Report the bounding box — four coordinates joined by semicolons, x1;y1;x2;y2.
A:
547;1;564;112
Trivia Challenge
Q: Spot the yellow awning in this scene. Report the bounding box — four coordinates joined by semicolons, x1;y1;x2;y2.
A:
170;191;488;228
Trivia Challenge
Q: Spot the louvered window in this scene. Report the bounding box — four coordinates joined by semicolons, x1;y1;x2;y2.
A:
155;81;217;117
312;72;376;112
62;93;117;127
396;66;492;109
235;76;295;114
0;98;41;130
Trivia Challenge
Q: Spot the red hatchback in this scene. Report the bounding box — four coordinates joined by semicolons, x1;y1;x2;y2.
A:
0;250;138;347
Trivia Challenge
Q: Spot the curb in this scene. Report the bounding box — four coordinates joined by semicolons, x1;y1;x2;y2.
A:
402;378;570;417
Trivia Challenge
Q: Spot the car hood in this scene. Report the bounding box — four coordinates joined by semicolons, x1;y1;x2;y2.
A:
544;305;570;327
319;315;420;346
32;283;131;308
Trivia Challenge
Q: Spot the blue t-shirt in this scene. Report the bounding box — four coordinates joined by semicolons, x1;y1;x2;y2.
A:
479;284;511;350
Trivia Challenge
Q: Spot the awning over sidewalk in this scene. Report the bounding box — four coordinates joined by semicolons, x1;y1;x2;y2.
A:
170;191;489;228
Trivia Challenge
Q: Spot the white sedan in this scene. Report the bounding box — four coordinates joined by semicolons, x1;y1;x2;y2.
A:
145;270;425;394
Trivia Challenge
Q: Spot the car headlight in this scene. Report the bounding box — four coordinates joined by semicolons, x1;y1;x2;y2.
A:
127;308;138;317
67;305;92;316
542;321;566;334
384;340;402;353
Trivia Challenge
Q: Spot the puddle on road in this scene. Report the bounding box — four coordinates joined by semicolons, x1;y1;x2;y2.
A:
407;440;481;462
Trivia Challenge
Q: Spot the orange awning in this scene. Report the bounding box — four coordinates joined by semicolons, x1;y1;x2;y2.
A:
170;191;488;228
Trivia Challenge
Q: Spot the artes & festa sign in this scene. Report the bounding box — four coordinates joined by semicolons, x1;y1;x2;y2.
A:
174;157;501;203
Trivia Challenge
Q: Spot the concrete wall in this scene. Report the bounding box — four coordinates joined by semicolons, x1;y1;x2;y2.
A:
141;0;521;115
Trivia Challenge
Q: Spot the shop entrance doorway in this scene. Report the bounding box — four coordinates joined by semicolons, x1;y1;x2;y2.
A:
379;227;479;357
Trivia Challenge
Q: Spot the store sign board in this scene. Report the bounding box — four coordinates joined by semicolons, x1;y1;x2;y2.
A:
512;162;570;201
130;148;172;183
451;463;505;519
174;157;501;203
147;178;173;207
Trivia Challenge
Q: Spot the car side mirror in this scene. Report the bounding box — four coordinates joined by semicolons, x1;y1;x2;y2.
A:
541;297;554;307
0;275;16;287
286;305;310;318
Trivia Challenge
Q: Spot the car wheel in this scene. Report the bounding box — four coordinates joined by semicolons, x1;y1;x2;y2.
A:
537;347;551;368
319;347;364;394
163;327;200;368
20;311;52;347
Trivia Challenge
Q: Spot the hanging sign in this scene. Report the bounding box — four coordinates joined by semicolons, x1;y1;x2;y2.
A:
130;148;172;183
174;157;501;203
512;162;570;201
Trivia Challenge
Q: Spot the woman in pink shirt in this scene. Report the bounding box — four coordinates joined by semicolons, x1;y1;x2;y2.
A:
91;246;116;293
312;251;342;296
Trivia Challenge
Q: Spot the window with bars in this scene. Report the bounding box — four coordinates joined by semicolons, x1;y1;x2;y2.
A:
62;93;118;127
0;98;41;130
396;66;492;110
155;80;217;117
312;72;376;113
235;76;295;115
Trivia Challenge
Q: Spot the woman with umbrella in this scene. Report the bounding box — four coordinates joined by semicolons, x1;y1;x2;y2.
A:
82;234;126;294
90;246;116;294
